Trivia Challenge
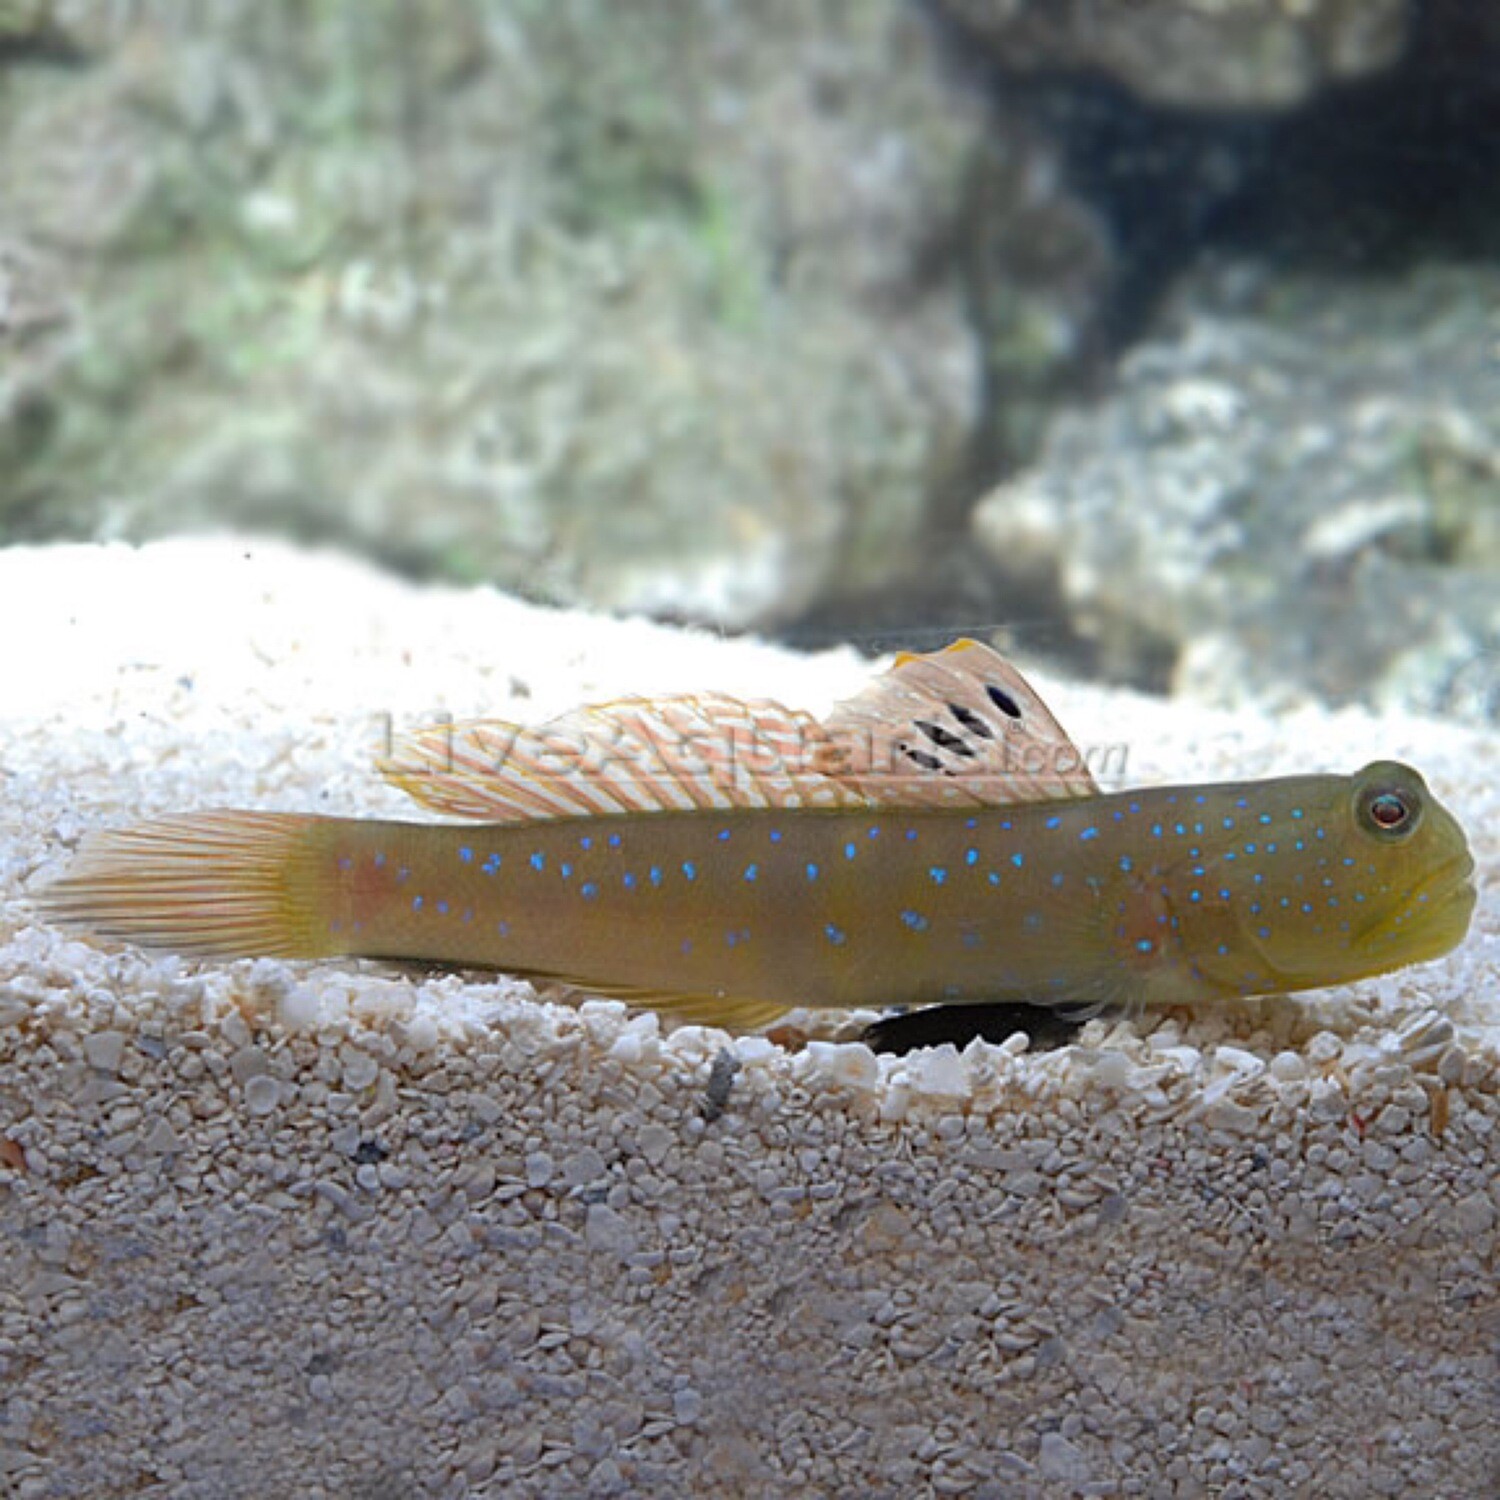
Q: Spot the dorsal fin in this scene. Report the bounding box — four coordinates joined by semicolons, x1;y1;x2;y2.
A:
814;638;1098;807
380;640;1095;822
380;692;867;822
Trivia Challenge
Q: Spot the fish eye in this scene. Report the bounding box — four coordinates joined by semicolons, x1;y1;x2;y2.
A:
1358;786;1419;839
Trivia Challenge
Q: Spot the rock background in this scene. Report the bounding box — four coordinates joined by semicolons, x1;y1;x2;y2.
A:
973;261;1500;719
0;0;1015;627
2;0;1499;712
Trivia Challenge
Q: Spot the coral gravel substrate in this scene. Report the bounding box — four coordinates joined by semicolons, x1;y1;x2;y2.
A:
0;541;1495;1498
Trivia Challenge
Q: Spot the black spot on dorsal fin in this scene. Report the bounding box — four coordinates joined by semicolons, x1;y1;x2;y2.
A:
915;719;977;758
899;743;944;772
948;703;994;739
986;683;1023;719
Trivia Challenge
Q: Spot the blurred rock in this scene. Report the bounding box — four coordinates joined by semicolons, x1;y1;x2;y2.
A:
973;261;1500;721
0;0;1100;629
931;0;1408;109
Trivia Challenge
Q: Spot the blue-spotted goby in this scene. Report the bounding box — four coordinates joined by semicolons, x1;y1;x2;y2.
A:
40;641;1476;1030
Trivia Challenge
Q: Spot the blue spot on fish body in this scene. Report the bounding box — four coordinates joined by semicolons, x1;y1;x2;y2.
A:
623;871;637;890
1119;855;1133;872
608;832;622;848
649;866;663;887
1136;938;1154;953
458;846;473;864
560;862;573;879
769;829;783;843
682;861;697;881
581;882;599;900
825;924;846;946
579;835;593;851
744;863;759;882
806;862;820;882
1045;815;1061;830
717;828;731;842
929;866;948;885
436;900;449;915
1080;826;1099;841
529;852;545;872
412;895;424;911
844;842;858;861
901;909;929;932
483;853;501;875
1011;852;1024;868
965;848;980;866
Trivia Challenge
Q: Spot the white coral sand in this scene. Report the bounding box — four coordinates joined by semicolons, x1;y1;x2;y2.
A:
1;538;1495;1497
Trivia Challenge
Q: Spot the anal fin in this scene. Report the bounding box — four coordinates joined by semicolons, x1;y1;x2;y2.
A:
575;981;790;1032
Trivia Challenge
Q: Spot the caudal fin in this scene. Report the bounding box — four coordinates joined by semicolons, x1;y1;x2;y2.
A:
39;810;337;959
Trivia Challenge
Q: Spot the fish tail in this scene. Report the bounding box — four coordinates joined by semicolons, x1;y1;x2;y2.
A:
39;810;346;959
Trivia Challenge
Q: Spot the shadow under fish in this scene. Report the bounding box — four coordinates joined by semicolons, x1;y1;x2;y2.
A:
862;1002;1091;1055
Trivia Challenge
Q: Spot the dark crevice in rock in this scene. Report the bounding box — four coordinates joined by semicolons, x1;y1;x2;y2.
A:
843;0;1500;687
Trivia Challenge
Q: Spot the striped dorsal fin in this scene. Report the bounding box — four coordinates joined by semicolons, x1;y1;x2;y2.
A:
380;640;1094;822
379;692;866;822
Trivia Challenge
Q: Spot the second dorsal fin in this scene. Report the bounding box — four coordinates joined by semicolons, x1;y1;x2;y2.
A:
380;692;867;822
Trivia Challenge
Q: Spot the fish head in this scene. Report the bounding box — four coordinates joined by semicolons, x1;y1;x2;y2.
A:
1241;761;1475;991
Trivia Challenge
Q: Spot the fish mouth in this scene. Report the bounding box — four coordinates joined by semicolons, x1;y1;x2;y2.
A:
1361;851;1477;960
1254;850;1477;988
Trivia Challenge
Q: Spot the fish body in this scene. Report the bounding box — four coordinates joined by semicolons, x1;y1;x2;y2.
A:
41;643;1476;1029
